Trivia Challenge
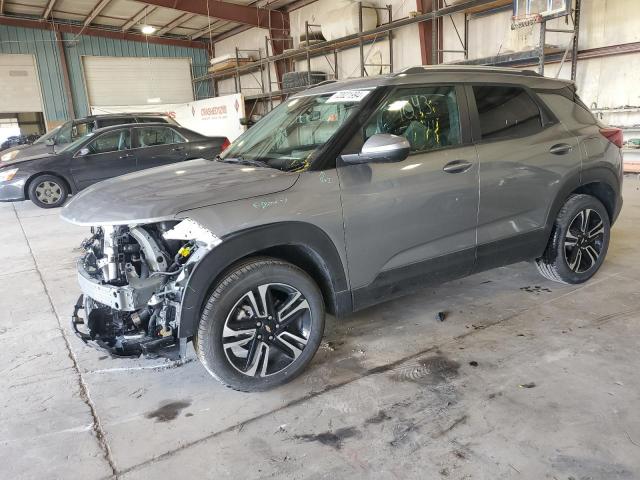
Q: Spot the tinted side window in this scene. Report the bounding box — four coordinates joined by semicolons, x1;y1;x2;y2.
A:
98;118;136;128
86;130;131;155
72;121;95;140
138;117;169;123
364;85;462;153
473;86;543;140
56;122;73;144
134;126;182;148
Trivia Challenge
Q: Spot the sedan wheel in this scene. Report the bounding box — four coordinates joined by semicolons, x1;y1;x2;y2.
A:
28;174;69;208
35;180;63;205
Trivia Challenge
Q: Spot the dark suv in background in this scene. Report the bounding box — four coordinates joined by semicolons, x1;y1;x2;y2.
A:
0;113;177;163
62;66;623;392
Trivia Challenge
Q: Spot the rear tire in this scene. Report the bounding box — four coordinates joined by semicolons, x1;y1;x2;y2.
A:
196;257;325;392
28;174;68;209
536;194;610;284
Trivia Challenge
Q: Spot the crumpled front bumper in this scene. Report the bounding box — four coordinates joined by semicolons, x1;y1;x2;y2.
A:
76;257;163;311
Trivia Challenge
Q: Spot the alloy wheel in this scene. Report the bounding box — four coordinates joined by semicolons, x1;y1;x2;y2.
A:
564;208;605;273
222;283;312;377
34;180;62;205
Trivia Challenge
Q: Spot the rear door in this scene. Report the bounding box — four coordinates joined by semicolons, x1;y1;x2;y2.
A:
469;84;581;270
132;125;188;170
70;128;136;189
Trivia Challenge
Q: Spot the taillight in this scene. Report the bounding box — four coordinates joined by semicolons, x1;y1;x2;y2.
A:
600;127;623;148
220;138;230;152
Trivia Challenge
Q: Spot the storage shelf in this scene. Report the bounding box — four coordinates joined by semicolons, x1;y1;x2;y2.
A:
461;0;512;14
451;46;563;67
194;32;389;83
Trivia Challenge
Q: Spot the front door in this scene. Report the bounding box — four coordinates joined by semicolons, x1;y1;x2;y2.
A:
338;85;479;310
133;126;188;170
70;128;136;190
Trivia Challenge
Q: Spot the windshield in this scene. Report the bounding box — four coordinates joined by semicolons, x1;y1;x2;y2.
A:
220;90;372;172
33;124;64;144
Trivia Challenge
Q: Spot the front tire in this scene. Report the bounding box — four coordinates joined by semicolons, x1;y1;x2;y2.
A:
28;174;68;208
196;258;325;392
536;194;610;284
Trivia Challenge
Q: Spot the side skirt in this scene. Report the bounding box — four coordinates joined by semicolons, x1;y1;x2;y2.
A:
351;248;475;312
472;228;549;274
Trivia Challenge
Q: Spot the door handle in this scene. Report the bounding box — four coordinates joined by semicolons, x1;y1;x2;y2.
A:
549;144;573;155
443;160;473;174
172;146;185;152
119;153;134;159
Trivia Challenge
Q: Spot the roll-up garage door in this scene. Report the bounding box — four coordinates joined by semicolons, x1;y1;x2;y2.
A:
82;56;194;107
0;54;44;114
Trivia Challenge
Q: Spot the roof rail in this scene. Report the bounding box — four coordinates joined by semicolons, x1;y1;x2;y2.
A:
306;79;338;89
394;65;542;78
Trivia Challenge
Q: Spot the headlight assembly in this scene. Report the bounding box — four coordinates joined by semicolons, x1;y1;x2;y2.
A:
0;168;19;182
1;150;19;162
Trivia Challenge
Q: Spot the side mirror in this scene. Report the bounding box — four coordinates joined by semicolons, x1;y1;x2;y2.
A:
76;147;90;157
239;115;262;126
45;138;55;146
341;134;411;165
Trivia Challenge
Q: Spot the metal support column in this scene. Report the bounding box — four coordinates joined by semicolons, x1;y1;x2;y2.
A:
431;0;438;65
538;21;546;75
234;47;241;93
264;36;274;110
464;13;469;60
55;31;75;119
570;0;582;81
305;21;312;84
387;4;394;72
358;2;365;76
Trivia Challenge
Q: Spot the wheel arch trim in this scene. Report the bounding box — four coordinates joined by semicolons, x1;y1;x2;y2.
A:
177;221;350;339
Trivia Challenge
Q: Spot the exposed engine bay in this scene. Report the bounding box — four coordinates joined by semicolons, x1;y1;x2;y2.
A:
72;219;219;357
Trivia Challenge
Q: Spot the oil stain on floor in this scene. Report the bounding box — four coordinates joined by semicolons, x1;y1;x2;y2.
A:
145;400;192;422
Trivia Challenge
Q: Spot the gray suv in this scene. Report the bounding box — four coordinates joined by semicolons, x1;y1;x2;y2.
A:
62;66;623;391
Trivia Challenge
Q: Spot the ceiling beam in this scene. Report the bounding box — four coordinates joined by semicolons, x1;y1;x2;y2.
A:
84;0;112;27
122;5;157;32
156;12;196;36
0;16;208;49
139;0;289;32
42;0;57;19
191;21;229;40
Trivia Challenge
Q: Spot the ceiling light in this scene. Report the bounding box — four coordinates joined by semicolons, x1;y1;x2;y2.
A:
141;25;156;35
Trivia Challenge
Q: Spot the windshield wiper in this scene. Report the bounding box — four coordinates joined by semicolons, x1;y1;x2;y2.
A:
218;156;271;168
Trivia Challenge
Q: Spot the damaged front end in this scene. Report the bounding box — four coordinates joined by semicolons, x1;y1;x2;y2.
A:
71;219;219;358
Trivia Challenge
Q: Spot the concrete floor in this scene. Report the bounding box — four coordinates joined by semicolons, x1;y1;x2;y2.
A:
2;178;640;480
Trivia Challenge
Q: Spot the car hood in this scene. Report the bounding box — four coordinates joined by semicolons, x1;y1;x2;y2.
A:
60;159;299;226
1;143;54;164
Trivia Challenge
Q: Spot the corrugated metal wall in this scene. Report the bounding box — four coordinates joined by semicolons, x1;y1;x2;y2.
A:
61;32;211;118
0;25;69;124
0;24;211;125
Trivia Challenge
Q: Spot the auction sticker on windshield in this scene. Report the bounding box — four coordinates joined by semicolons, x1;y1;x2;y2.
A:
326;90;371;103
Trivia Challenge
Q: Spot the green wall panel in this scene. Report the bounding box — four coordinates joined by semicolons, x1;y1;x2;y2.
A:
0;24;211;124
